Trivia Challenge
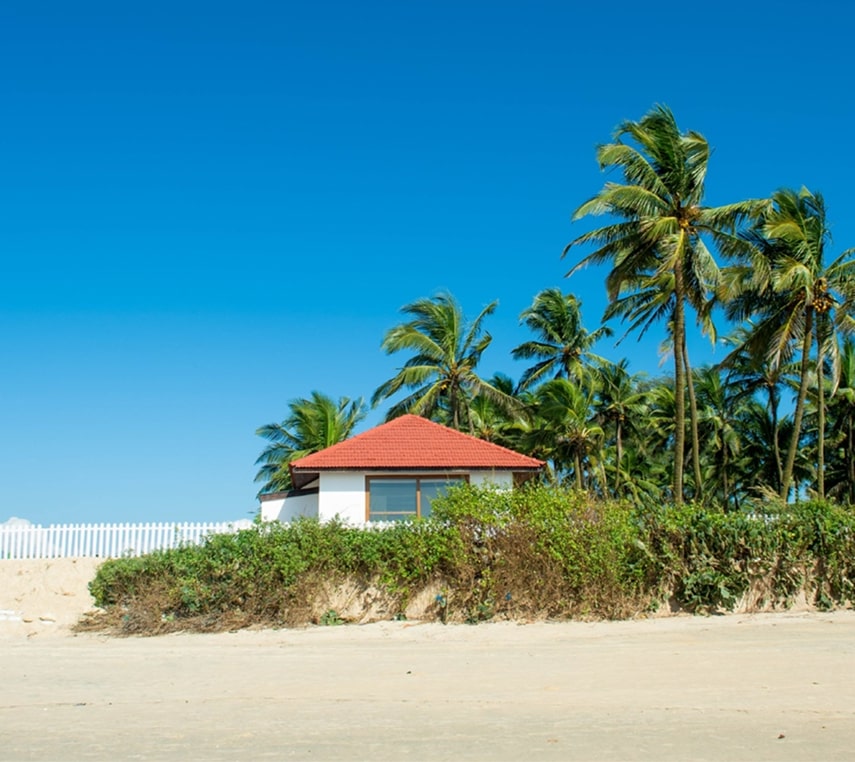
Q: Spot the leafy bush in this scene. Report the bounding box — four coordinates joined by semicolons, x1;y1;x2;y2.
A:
432;484;650;619
637;499;855;613
81;489;855;635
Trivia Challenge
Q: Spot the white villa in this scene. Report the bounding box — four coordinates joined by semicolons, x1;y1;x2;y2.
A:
259;414;544;523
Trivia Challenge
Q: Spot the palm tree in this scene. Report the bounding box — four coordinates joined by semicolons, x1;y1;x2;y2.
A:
372;292;520;431
468;372;528;448
592;359;648;496
254;392;366;495
734;398;790;501
565;104;765;504
720;187;855;499
600;374;671;503
610;444;667;505
523;378;604;490
824;338;855;502
602;277;706;499
512;288;612;391
694;366;747;509
639;377;679;499
718;326;788;494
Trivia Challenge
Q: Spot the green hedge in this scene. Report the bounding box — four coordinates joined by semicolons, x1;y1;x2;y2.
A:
84;486;855;634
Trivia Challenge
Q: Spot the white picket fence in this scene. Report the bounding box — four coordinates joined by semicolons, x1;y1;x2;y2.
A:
0;520;255;560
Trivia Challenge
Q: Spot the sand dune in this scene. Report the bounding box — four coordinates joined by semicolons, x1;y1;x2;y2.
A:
0;558;102;640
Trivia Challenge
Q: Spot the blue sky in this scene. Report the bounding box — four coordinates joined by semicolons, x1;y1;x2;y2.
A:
2;1;853;525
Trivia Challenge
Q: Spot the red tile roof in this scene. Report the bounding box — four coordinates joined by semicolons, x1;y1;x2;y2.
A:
290;415;543;486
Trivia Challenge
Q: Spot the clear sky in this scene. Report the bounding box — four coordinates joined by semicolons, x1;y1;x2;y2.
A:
2;1;853;525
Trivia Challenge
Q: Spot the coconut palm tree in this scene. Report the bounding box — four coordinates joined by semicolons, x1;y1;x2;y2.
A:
512;288;612;391
601;273;706;499
254;392;366;495
720;187;855;499
372;292;521;431
718;326;789;494
592;359;648;496
523;378;604;490
602;374;671;503
565;104;766;504
468;372;529;448
694;365;747;509
823;338;855;502
638;377;680;497
610;444;667;505
733;398;790;502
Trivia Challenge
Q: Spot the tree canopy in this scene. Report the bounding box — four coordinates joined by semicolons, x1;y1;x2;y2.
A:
255;106;855;511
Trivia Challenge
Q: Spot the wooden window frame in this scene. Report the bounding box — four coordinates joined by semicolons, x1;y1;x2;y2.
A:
365;474;469;521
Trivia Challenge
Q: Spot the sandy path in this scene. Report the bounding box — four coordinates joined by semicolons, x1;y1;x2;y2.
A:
1;561;854;760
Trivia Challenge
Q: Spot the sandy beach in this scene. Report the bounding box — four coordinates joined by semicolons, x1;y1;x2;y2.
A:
2;560;854;761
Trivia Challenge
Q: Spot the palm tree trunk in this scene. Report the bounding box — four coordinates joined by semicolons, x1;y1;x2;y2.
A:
683;336;704;501
614;419;623;496
574;453;583;491
672;280;687;505
769;385;783;493
782;309;814;500
848;417;854;503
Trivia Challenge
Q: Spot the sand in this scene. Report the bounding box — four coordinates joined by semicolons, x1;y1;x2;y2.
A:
2;560;855;761
0;558;103;639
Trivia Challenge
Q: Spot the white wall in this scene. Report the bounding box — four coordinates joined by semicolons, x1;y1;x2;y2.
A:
470;471;513;490
260;492;319;522
259;496;284;522
281;491;320;522
317;470;516;523
317;472;366;523
261;469;518;524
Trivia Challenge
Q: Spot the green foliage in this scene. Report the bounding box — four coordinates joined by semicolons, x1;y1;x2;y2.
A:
783;500;855;608
512;288;611;391
637;499;855;613
318;609;344;626
370;292;522;430
86;517;462;634
254;392;366;495
433;484;650;619
565;104;770;505
84;489;855;635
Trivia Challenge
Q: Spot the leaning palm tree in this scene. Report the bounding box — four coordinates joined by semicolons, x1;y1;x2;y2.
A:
565;104;766;503
512;288;611;391
254;392;366;495
720;187;855;499
372;292;521;431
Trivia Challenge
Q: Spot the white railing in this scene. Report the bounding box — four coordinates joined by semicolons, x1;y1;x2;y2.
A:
0;520;255;560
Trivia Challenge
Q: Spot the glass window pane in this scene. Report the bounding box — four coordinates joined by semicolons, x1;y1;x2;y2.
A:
419;479;463;518
369;479;417;521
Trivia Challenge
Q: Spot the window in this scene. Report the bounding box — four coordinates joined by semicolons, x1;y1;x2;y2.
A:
366;476;465;521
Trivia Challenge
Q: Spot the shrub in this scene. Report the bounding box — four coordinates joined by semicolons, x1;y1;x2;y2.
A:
81;490;855;635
